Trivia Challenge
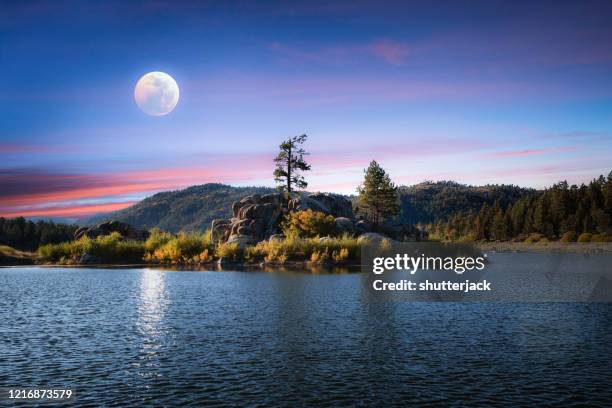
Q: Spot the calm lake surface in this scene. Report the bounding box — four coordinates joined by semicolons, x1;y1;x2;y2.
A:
1;255;612;406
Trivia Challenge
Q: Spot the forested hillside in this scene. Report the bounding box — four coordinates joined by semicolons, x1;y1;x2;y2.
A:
87;184;276;233
89;181;535;234
5;175;610;245
395;181;535;225
0;218;77;251
431;173;612;241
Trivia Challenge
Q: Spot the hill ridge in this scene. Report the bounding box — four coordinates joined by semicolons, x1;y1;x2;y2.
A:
86;181;536;232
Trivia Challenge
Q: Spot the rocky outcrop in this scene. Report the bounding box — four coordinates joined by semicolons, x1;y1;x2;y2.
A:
211;219;232;243
212;193;285;245
288;192;353;218
226;234;255;249
209;190;424;246
74;221;150;241
354;220;372;234
212;192;358;245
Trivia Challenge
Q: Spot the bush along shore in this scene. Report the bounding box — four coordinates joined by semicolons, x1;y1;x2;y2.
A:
37;228;382;267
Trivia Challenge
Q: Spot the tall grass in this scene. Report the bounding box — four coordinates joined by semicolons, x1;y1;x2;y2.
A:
37;229;366;265
144;229;214;264
38;229;215;265
215;242;242;261
38;232;144;264
245;234;361;264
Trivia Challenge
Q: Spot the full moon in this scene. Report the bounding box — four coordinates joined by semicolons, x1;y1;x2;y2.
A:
134;71;179;116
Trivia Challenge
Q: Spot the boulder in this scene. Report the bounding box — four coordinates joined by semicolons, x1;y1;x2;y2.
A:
334;217;355;235
75;221;149;241
260;193;282;206
211;219;232;242
288;192;353;218
226;234;256;249
212;193;285;245
354;220;372;234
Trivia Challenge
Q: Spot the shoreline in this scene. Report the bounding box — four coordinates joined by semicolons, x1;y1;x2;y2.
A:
474;241;612;253
3;242;612;269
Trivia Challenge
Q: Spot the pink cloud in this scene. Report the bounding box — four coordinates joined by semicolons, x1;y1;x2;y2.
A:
0;201;137;219
0;152;276;218
487;146;577;158
267;38;411;66
368;39;410;65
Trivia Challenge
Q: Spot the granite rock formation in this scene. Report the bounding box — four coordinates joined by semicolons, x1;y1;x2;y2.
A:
211;192;360;246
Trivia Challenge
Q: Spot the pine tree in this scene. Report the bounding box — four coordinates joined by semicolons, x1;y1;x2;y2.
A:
491;200;506;240
357;160;400;227
478;203;492;240
603;171;612;220
273;134;311;196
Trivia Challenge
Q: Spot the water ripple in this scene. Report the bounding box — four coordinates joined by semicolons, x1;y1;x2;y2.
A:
0;267;611;406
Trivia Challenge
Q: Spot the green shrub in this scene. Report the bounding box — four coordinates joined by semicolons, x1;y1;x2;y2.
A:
577;233;592;243
38;241;73;262
559;231;577;243
145;230;214;263
310;248;330;264
332;247;349;262
281;210;336;238
38;232;144;263
145;228;174;252
215;242;242;261
245;234;360;264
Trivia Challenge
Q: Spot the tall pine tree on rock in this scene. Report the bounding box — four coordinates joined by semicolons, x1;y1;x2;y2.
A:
273;134;311;197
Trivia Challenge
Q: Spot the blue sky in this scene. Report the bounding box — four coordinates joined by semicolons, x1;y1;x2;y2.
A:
1;0;612;218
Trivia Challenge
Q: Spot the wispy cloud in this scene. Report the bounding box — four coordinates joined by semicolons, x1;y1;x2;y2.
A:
487;146;577;158
0;201;137;219
268;38;412;66
368;39;410;65
0;143;76;154
543;131;612;141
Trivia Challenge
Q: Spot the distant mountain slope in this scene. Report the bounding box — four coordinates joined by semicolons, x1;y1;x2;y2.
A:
396;181;536;225
87;184;275;232
87;181;537;233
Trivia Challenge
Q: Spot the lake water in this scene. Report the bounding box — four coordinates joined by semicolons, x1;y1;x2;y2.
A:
1;256;612;406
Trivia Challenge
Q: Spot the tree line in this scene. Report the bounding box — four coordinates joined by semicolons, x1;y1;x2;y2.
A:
0;217;78;251
430;173;612;241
